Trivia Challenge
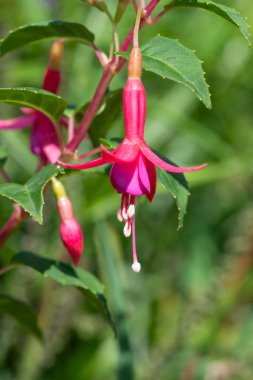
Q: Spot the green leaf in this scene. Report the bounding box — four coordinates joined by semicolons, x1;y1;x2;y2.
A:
0;294;41;339
11;251;115;333
115;0;131;23
0;165;62;224
118;36;211;108
0;146;8;167
155;151;190;228
89;89;123;146
0;88;68;124
165;0;251;44
82;0;110;14
95;221;134;377
0;20;94;56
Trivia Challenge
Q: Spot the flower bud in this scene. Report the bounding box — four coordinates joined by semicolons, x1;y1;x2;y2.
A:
60;218;84;266
52;178;84;266
42;67;61;94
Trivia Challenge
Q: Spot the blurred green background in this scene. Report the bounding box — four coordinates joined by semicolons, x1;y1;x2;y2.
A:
1;0;253;379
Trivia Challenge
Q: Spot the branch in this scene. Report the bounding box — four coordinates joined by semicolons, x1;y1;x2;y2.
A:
0;204;28;247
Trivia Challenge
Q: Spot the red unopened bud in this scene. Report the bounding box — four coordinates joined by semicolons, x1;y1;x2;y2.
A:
52;178;84;265
43;67;61;94
50;40;64;70
60;218;84;266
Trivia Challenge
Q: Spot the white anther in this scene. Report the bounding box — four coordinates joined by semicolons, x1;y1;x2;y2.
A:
128;204;135;218
117;208;123;222
122;207;128;221
132;261;141;273
123;223;131;237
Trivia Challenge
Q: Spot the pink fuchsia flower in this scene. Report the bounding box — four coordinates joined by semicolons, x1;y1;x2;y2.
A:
52;178;84;266
59;48;206;272
0;41;64;164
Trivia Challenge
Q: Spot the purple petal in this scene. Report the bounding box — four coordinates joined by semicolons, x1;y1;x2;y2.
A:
32;113;61;164
110;154;155;198
140;157;157;201
110;160;144;195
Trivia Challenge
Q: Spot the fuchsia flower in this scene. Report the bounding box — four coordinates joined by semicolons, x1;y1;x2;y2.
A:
59;47;206;272
52;178;84;266
0;42;63;164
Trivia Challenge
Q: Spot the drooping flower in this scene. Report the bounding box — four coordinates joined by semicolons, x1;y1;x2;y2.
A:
59;46;206;272
52;178;84;266
0;41;64;164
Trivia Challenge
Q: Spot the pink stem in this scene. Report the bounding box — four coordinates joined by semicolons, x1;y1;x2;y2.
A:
67;115;75;143
0;168;10;183
132;0;138;12
145;0;160;15
66;0;162;153
77;146;101;160
92;43;109;67
149;9;169;24
0;204;27;247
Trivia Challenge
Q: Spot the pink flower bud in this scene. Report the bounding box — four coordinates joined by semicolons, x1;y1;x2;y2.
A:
53;185;84;266
60;218;84;266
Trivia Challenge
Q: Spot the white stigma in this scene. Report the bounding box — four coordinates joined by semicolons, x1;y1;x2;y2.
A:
117;208;123;222
123;223;131;237
132;261;141;273
128;204;135;218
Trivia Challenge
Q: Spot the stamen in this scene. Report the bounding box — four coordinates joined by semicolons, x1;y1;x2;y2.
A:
123;221;131;237
122;193;129;221
122;207;128;221
128;195;136;218
131;215;141;273
128;204;135;218
117;208;124;222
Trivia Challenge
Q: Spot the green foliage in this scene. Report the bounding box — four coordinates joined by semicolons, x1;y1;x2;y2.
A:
0;88;68;124
165;0;251;44
0;146;7;167
115;0;131;23
118;36;212;108
155;151;190;228
11;251;115;332
0;165;62;223
0;21;94;56
95;221;134;380
89;89;123;146
0;294;41;339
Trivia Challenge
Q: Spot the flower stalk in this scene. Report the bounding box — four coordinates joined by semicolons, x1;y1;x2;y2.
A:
59;2;206;272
